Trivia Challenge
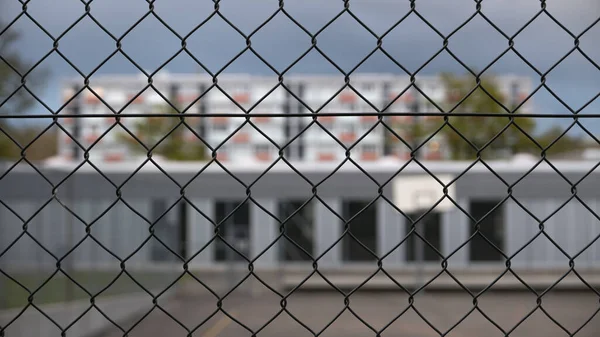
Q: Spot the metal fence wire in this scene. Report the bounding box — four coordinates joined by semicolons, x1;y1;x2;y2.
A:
1;0;600;336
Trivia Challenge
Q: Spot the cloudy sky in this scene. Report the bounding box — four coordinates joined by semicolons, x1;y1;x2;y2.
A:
2;0;599;133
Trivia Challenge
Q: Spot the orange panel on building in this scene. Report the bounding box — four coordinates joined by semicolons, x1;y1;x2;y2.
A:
360;115;378;122
519;93;529;102
216;153;228;162
423;114;442;121
255;151;271;162
396;152;411;160
85;95;100;105
233;93;250;104
318;115;335;124
425;151;442;160
339;92;356;103
178;94;198;104
318;153;336;161
85;134;99;143
104;153;124;162
127;94;144;104
339;132;356;143
402;92;414;103
185;133;198;142
391;115;413;123
233;132;250;143
360;152;378;161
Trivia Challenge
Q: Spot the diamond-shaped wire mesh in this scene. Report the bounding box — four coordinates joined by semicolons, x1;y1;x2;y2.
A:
1;0;600;336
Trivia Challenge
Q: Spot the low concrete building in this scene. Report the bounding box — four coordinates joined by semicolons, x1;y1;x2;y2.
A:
2;155;599;278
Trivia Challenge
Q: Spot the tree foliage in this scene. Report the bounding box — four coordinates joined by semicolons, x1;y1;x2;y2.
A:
0;12;50;160
440;72;537;160
119;103;207;161
390;72;585;160
0;127;58;161
533;125;587;158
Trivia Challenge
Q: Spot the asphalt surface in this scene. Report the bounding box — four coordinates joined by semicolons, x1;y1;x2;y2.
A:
101;290;600;337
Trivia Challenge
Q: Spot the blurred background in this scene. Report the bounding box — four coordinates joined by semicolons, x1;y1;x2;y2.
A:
1;1;600;336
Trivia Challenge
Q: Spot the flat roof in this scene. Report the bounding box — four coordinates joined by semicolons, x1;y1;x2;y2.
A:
7;156;599;175
61;73;532;87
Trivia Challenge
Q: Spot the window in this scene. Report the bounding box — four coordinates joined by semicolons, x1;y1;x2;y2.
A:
469;200;505;262
362;144;377;153
150;199;181;262
278;201;314;261
214;201;250;262
362;83;375;91
342;201;378;261
406;212;442;262
255;144;270;154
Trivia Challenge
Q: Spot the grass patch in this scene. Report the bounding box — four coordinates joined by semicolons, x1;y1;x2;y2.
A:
0;269;181;310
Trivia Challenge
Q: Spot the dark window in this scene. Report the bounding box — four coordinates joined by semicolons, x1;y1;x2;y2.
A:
406;212;442;262
362;144;377;153
214;201;250;262
255;144;270;155
342;201;378;261
278;201;314;261
150;199;180;262
179;201;187;259
469;200;505;262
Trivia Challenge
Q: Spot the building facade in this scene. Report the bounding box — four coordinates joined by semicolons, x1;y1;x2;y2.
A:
58;73;533;164
2;158;598;272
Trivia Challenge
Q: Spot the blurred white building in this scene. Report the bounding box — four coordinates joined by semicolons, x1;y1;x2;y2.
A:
57;73;533;163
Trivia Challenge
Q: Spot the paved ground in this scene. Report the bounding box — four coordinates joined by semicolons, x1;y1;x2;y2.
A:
100;289;600;337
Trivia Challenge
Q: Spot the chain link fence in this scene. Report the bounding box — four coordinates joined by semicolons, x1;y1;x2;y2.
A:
1;0;600;336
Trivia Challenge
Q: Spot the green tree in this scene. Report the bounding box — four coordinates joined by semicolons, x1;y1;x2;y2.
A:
1;11;50;160
534;125;586;158
119;103;207;161
441;72;539;160
389;72;538;160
